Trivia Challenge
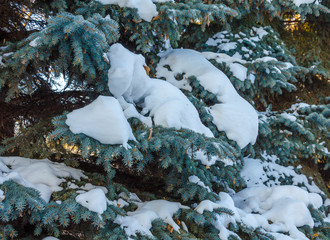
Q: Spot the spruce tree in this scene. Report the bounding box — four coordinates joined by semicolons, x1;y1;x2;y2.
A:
0;0;329;239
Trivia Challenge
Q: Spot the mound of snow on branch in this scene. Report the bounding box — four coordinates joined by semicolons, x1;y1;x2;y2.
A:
107;43;213;138
66;96;136;149
241;154;323;194
96;0;173;22
0;156;86;202
75;188;110;215
196;186;323;240
157;49;258;148
115;199;189;237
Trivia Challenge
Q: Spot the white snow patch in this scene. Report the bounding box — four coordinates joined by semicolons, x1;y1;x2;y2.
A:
293;0;319;6
0;156;86;202
29;37;41;47
75;188;109;215
202;187;322;240
96;0;172;21
253;56;278;63
233;185;320;240
281;112;297;122
191;146;234;167
42;237;59;240
219;42;237;51
0;189;4;201
157;49;258;148
241;154;323;194
195;199;222;214
189;175;211;192
115;199;189;237
66;96;136;149
107;43;213;138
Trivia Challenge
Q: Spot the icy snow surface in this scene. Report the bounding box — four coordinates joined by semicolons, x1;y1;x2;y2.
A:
115;199;189;237
0;156;86;202
157;49;258;148
96;0;172;21
107;43;213;138
75;188;109;214
66;95;136;149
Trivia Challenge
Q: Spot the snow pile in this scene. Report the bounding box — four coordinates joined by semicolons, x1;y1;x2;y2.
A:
75;188;109;215
195;187;323;240
115;199;189;237
96;0;172;21
0;156;86;202
234;186;321;240
241;154;323;194
157;49;258;148
66;95;136;149
107;43;213;138
42;237;59;240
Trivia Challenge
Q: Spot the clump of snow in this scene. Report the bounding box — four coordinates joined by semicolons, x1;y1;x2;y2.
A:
280;112;297;122
189;175;211;192
293;0;319;6
202;52;248;82
115;199;189;237
0;189;4;201
190;145;234;167
241;154;323;194
0;156;86;202
96;0;172;21
42;237;59;240
107;43;213;138
29;36;41;47
66;96;136;149
233;185;321;240
157;49;258;148
196;187;323;240
76;188;109;215
195;199;222;214
253;56;278;63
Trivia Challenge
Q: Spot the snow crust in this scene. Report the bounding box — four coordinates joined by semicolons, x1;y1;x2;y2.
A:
157;49;258;148
75;188;109;214
107;43;213;138
115;200;189;237
66;95;136;148
0;156;86;202
96;0;172;21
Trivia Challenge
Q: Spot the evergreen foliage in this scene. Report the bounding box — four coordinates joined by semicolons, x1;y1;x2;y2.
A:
0;0;329;239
